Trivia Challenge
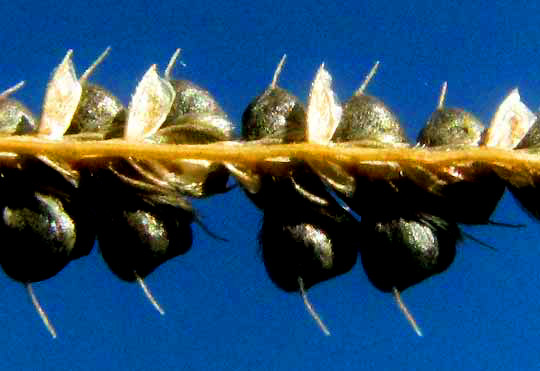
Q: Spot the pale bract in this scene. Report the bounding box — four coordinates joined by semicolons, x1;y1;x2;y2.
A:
305;65;355;196
484;88;536;149
306;64;342;144
125;65;176;141
39;50;82;140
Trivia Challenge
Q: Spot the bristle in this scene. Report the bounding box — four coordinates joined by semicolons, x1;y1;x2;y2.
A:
355;60;379;96
164;48;182;80
270;54;287;89
0;81;25;100
437;81;447;110
80;47;112;83
462;231;497;251
486;220;525;228
392;287;423;337
134;271;165;315
26;283;57;339
298;277;331;336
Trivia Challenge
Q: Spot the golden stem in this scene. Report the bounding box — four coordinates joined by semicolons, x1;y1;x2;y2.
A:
0;137;537;169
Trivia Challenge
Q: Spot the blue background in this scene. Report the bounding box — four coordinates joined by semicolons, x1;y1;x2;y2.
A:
1;1;540;370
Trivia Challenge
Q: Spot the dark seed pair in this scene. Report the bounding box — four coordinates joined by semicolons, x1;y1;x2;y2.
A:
0;50;105;338
80;49;234;314
235;56;360;335
317;66;528;335
310;64;491;336
240;60;472;336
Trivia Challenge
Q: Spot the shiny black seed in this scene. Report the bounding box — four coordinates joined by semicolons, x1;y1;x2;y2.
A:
66;83;126;138
0;98;37;135
84;160;194;282
97;199;193;282
164;80;225;124
0;164;94;283
360;214;459;292
242;87;306;143
418;108;484;147
260;200;358;292
333;94;407;144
